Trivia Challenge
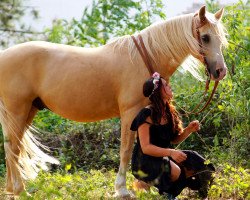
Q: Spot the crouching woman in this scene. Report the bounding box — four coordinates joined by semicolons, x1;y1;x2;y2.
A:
131;72;215;199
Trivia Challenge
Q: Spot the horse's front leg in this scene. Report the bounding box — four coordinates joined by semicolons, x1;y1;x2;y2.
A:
115;110;137;197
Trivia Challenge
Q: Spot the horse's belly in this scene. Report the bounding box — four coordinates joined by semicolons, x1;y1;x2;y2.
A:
45;96;120;122
53;103;119;122
41;80;120;122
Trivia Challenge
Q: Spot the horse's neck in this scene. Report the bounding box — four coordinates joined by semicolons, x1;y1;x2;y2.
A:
105;23;191;80
155;56;187;80
138;16;195;78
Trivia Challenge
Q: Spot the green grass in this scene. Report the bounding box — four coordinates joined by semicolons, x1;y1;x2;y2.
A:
0;177;6;200
0;170;180;200
0;165;249;200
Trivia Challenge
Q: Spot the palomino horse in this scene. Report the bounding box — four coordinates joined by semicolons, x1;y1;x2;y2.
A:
0;6;227;197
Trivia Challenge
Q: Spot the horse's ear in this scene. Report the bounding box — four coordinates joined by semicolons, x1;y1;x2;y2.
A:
198;6;206;22
214;7;224;21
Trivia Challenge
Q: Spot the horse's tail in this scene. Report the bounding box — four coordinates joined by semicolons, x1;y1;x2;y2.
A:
18;126;60;179
0;99;59;180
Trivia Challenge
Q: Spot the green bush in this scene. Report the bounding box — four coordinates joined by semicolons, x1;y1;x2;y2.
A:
208;164;250;199
32;110;121;172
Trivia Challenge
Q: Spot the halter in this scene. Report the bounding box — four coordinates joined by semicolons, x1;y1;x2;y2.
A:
192;13;210;77
131;14;219;115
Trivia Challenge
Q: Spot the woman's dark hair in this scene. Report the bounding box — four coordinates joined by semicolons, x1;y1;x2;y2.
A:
143;77;183;133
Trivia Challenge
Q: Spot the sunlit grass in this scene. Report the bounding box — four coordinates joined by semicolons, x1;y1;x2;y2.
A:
0;170;175;200
0;165;249;200
20;170;165;200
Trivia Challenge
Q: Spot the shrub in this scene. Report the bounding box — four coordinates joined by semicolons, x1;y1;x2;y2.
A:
208;163;250;200
32;110;121;172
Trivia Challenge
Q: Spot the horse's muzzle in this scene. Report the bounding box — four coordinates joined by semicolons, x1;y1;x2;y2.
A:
210;65;227;81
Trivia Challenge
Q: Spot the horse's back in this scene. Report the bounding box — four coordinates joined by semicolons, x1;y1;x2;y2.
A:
1;41;97;62
0;41;107;85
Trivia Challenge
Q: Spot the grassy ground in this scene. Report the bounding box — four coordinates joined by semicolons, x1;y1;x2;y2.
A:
0;167;249;200
0;177;6;200
0;170;198;200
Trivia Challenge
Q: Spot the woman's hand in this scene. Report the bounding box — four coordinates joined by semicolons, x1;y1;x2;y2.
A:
187;120;200;132
170;149;187;163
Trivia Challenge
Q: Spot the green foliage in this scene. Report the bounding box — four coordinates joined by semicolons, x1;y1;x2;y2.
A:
209;0;250;167
33;110;74;133
46;0;166;46
33;116;121;172
208;164;250;199
0;0;41;48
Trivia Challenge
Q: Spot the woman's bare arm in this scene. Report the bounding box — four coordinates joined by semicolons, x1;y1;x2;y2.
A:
171;120;200;144
138;117;187;162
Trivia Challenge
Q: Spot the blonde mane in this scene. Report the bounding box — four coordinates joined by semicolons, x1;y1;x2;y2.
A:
111;14;198;66
110;12;228;80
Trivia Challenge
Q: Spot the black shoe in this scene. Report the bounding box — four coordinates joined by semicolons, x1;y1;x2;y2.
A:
165;193;178;200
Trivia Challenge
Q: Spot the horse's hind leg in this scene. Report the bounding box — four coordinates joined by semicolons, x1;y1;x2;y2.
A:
1;100;33;195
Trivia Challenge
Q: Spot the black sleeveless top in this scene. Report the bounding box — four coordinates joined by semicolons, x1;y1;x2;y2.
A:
130;107;179;183
131;107;178;148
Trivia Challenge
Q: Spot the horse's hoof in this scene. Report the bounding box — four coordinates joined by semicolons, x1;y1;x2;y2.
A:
5;185;14;194
5;189;14;195
114;187;136;199
20;191;32;197
13;184;25;196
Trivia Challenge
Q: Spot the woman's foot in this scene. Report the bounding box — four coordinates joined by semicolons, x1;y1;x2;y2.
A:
163;193;178;200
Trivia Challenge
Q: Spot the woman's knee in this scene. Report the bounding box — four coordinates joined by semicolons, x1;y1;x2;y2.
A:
170;161;181;181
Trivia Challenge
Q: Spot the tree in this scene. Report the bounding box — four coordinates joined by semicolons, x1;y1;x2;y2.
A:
0;0;41;48
47;0;166;46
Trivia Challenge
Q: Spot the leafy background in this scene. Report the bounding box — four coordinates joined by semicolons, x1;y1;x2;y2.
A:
0;0;249;199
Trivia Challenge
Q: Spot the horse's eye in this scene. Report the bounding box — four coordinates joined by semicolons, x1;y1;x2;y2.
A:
201;34;210;43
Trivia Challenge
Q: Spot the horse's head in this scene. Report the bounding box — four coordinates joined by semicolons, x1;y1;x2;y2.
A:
192;6;228;81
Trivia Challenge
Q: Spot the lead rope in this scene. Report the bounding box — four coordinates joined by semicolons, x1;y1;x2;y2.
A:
175;85;231;150
175;80;219;116
175;109;212;150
